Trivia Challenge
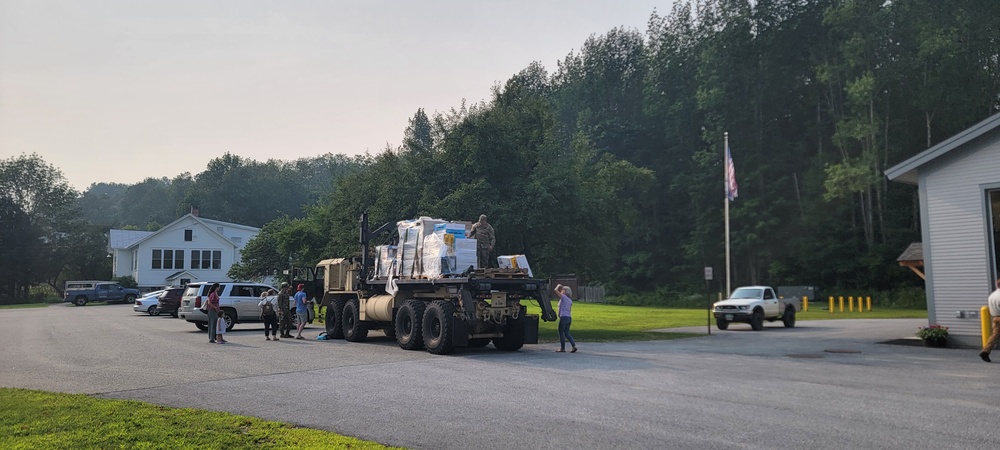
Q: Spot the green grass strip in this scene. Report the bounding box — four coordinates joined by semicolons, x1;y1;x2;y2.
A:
0;388;401;450
0;303;50;310
524;302;927;343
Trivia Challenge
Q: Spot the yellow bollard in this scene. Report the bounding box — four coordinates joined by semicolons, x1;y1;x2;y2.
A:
982;306;993;349
857;295;863;312
828;296;833;313
803;296;809;312
839;296;844;312
848;296;853;312
866;296;871;311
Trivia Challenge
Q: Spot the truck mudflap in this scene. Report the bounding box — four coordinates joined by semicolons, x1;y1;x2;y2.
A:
522;314;539;344
452;318;469;347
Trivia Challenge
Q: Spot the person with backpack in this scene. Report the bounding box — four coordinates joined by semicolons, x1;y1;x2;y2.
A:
259;289;280;341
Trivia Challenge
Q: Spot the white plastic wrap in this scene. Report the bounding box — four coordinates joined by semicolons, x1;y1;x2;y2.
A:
421;233;456;279
375;245;397;278
455;237;478;273
396;221;420;278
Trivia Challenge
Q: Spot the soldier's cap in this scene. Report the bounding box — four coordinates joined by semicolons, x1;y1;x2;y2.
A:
280;282;289;287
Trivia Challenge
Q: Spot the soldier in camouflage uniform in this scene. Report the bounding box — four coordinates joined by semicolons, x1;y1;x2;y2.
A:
467;214;496;269
277;282;293;338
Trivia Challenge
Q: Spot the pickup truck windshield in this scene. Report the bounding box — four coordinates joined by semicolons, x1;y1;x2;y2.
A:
730;288;763;299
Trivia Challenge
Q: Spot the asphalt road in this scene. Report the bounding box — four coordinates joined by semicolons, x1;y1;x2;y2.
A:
2;304;1000;449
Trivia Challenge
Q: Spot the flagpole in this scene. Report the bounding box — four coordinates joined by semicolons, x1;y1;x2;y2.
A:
724;132;731;297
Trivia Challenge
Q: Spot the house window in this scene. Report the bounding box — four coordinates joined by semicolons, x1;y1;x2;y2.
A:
180;278;190;286
152;249;184;270
217;226;224;234
231;236;242;245
184;230;193;241
191;250;222;270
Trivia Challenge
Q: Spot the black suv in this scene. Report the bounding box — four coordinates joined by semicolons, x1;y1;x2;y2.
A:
156;287;185;318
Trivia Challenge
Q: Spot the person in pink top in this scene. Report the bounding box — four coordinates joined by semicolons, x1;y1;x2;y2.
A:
206;283;224;344
554;284;577;353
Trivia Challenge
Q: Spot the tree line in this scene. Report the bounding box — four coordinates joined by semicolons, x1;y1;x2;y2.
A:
4;0;1000;302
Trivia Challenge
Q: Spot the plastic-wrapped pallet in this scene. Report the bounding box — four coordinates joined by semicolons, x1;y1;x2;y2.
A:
421;233;457;278
374;245;397;278
497;254;533;277
396;221;421;278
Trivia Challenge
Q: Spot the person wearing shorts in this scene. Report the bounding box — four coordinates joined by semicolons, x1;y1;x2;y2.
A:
294;284;308;340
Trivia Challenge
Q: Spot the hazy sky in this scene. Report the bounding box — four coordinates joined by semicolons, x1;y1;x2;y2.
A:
1;0;672;191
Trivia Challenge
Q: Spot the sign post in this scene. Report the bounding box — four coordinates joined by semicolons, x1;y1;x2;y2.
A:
704;266;713;335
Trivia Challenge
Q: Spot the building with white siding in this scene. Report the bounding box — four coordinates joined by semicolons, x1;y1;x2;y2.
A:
886;112;1000;346
108;210;259;291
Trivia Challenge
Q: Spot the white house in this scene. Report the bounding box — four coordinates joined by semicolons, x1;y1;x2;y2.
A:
886;112;1000;346
108;211;260;290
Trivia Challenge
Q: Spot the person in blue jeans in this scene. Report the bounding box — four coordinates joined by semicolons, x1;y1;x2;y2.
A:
554;284;577;353
294;284;308;340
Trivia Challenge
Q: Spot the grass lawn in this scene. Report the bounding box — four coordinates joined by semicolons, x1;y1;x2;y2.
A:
0;388;399;450
524;301;927;343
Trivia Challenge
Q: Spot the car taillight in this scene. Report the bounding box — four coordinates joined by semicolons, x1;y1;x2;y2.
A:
195;296;202;307
136;300;143;305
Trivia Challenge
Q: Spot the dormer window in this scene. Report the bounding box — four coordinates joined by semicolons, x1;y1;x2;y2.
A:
184;230;193;241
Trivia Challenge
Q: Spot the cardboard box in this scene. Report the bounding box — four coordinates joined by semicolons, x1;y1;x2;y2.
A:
497;254;532;277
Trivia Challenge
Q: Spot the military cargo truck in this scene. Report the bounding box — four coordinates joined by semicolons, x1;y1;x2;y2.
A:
316;213;557;355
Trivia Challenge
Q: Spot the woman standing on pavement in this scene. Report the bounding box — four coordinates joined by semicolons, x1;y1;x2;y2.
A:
554;284;577;353
206;282;222;344
259;289;280;341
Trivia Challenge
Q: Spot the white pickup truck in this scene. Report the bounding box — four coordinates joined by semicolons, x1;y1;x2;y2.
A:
712;285;799;331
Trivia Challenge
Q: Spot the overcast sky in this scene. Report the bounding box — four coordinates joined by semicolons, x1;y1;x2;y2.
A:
1;0;671;191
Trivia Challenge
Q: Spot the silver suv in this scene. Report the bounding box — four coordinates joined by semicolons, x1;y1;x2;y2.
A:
178;282;314;331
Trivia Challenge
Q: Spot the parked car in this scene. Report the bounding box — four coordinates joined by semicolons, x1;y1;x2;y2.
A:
133;290;166;315
65;282;140;306
178;282;312;332
156;287;185;318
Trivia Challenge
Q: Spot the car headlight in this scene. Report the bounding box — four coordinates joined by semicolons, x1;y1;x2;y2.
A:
739;305;748;310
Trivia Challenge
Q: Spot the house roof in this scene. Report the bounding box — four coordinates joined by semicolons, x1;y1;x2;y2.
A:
108;229;154;250
885;112;1000;185
114;213;259;250
165;271;198;281
896;242;923;263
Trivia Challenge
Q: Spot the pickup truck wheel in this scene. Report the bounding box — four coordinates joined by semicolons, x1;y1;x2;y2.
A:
74;296;87;306
171;310;179;318
221;309;236;332
124;294;136;304
716;318;729;330
195;322;208;331
343;298;369;342
750;309;764;331
324;298;346;339
783;307;796;328
395;300;425;350
422;300;456;355
148;305;159;316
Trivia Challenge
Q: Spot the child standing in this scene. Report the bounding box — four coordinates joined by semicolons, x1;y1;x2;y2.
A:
215;310;227;344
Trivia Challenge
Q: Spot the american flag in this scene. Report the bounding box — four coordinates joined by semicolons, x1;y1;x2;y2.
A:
726;144;738;201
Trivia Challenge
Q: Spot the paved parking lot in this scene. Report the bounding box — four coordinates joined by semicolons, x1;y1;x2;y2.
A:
2;304;999;449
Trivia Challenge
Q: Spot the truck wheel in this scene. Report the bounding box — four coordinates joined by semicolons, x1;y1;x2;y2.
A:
221;308;237;332
395;300;425;350
74;296;87;306
716;318;729;330
422;300;456;355
493;317;525;351
782;307;796;328
467;338;491;348
750;309;764;331
195;322;208;331
325;298;346;339
343;298;369;342
124;294;136;304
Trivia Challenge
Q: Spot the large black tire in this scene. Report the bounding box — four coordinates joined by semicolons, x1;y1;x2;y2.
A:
750;309;764;331
716;318;729;330
171;310;179;318
325;298;346;339
74;296;87;306
422;300;456;355
395;300;425;350
343;298;369;342
195;322;208;331
148;305;159;316
221;308;237;332
467;338;491;348
493;317;525;351
124;294;136;304
783;307;796;328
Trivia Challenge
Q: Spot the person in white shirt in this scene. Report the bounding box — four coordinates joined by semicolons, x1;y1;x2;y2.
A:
979;279;1000;362
259;290;280;341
